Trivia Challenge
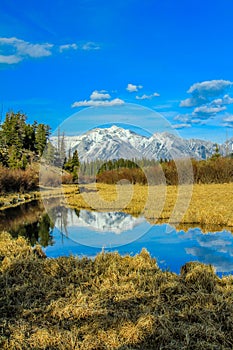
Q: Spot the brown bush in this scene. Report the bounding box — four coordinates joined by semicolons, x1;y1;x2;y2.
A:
39;168;61;187
0;167;38;193
61;173;74;184
96;157;233;186
96;167;147;185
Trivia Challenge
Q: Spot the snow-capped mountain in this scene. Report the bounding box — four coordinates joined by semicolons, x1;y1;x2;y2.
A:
51;125;226;162
55;209;146;234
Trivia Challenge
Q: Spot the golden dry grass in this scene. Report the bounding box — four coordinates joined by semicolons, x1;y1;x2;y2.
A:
1;233;233;349
65;183;233;232
2;180;232;231
0;184;78;210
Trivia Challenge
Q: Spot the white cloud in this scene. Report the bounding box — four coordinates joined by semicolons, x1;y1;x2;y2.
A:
171;123;191;129
188;79;233;97
136;92;160;100
178;80;233;127
223;115;233;122
0;37;53;64
211;94;233;106
174;114;190;123
16;42;53;58
72;89;125;107
0;37;100;64
222;123;233;128
174;112;214;126
180;79;233;108
71;98;125;108
126;83;143;92
59;43;78;52
191;118;206;125
179;96;207;107
223;94;233;104
222;115;233;128
82;42;100;50
194;105;226;115
0;54;22;64
90;90;111;100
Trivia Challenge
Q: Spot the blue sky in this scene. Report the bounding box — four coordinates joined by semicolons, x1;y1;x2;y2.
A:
1;0;233;143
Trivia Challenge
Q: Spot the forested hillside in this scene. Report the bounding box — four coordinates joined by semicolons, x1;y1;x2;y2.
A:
0;111;50;169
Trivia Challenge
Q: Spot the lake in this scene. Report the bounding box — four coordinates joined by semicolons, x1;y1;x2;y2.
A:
1;200;233;276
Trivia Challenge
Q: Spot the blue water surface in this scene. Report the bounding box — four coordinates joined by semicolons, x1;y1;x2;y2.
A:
43;208;233;276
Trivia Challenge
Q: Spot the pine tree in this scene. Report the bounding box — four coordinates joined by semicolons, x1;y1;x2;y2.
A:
8;145;21;168
35;124;50;156
211;143;221;160
44;141;55;165
1;111;27;151
20;154;28;170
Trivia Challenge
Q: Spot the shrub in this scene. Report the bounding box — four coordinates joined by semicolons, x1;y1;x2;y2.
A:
61;173;74;184
0;167;38;193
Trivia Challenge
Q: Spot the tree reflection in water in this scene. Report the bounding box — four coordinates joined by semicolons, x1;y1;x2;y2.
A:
0;201;56;247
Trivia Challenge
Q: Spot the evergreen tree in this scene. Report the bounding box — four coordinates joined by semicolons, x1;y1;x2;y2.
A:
211;143;221;160
60;132;66;166
8;145;21;168
63;149;80;182
0;111;51;169
20;154;28;170
71;150;79;181
69;150;79;168
24;123;36;151
35;124;50;156
54;129;66;167
43;141;55;164
1;111;27;151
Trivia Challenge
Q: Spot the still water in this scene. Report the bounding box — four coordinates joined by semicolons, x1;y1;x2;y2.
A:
1;201;233;276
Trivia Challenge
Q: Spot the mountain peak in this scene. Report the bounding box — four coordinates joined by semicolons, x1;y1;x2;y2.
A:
51;126;223;162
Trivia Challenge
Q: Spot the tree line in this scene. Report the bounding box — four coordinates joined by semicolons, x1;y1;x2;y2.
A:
0;111;80;192
0;111;50;169
78;151;233;185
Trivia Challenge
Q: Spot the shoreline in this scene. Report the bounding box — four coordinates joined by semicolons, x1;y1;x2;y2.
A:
1;182;233;232
65;182;233;232
0;184;78;211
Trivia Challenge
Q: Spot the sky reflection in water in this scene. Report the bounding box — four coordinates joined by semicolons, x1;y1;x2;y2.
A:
43;208;233;276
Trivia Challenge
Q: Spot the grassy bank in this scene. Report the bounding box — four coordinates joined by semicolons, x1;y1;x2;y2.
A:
65;182;233;232
1;182;232;231
0;233;233;349
0;184;78;210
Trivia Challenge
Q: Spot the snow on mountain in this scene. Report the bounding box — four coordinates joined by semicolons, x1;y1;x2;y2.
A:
55;209;146;234
221;137;233;155
51;125;223;162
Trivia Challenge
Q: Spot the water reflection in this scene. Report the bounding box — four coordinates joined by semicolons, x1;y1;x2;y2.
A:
1;202;233;276
53;208;150;247
0;201;54;247
45;206;233;276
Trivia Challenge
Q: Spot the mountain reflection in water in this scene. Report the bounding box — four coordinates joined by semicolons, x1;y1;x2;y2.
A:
53;208;151;248
45;206;233;276
2;202;233;276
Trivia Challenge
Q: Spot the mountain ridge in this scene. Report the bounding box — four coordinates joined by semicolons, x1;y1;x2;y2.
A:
51;125;232;162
